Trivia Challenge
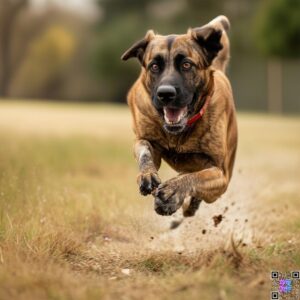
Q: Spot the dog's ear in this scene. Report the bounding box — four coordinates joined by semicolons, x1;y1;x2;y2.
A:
189;26;223;67
121;30;155;64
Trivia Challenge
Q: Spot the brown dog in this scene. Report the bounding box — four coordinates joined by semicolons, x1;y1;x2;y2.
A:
121;16;237;217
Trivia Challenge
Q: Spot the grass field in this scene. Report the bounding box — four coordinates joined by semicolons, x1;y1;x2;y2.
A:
0;100;299;300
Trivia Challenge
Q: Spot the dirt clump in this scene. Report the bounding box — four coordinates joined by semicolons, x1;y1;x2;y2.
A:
213;215;223;227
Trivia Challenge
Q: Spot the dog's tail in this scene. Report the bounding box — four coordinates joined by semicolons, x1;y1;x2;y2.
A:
208;15;230;73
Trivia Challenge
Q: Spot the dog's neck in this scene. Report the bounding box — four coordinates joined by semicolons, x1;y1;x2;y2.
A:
187;70;215;127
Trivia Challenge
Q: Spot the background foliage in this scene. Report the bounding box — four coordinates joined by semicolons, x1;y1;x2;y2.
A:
255;0;300;58
0;0;299;112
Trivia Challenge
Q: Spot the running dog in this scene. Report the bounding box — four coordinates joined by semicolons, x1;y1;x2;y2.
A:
121;16;237;217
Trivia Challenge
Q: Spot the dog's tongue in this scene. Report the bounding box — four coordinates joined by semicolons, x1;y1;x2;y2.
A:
163;107;187;124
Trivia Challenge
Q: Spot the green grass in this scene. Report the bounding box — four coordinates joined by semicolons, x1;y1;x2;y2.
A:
0;100;299;300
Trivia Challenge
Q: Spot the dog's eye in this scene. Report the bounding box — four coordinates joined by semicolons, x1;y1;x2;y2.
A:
150;63;160;73
182;62;192;71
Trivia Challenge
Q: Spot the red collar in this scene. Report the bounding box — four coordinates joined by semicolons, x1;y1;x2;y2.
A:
187;94;212;126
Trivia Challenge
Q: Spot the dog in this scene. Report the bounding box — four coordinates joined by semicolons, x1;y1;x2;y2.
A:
121;16;237;217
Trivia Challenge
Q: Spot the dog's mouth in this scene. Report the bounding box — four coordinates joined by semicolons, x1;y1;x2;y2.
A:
162;106;188;134
163;106;188;125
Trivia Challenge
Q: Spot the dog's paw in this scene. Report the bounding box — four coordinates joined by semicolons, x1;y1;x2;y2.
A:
154;177;188;216
154;195;178;216
137;172;161;196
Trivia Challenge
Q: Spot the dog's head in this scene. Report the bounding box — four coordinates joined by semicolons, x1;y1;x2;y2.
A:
122;18;227;134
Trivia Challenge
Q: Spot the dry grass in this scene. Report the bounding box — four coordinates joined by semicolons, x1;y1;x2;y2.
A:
0;100;299;300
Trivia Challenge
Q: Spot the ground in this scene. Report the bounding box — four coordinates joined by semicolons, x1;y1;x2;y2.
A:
0;100;299;300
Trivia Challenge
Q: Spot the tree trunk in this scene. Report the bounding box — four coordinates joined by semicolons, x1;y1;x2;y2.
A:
0;0;28;97
267;58;283;114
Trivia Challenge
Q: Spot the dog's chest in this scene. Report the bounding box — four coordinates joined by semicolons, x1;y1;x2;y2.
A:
153;130;220;173
141;115;224;172
161;149;213;173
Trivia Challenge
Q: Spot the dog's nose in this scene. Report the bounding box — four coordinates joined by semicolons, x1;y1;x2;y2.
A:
157;85;176;103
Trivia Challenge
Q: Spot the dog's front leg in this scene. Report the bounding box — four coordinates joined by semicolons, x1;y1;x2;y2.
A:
134;139;161;196
154;167;228;216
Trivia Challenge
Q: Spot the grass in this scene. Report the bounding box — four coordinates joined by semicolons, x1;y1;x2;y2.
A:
0;100;299;300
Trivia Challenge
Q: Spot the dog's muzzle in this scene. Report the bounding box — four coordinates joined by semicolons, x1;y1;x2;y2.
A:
156;85;188;125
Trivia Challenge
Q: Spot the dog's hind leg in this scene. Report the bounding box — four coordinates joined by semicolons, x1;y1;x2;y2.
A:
182;197;202;217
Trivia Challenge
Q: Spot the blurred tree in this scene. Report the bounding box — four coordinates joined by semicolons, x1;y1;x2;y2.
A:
255;0;300;113
91;16;147;102
11;25;76;98
0;1;99;101
92;0;158;102
0;0;29;96
256;0;300;58
99;0;153;19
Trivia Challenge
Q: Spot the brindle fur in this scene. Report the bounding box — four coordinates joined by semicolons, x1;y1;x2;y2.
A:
122;16;237;216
